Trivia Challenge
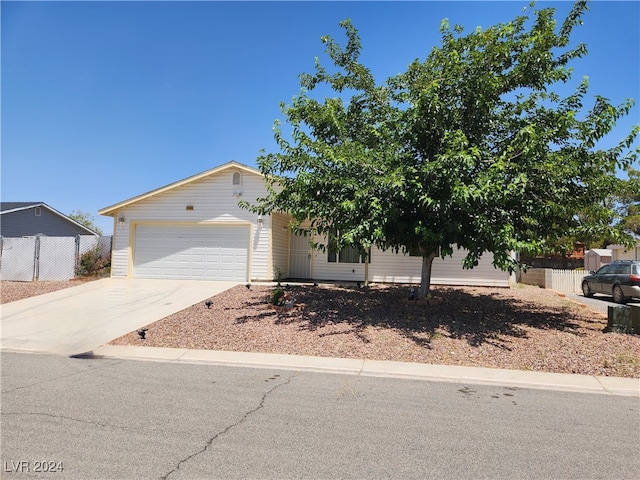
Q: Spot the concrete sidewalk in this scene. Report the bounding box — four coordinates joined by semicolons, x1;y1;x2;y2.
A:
1;279;237;355
90;344;640;397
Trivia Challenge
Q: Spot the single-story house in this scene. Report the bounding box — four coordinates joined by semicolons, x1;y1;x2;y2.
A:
0;202;99;238
98;161;512;286
607;243;640;262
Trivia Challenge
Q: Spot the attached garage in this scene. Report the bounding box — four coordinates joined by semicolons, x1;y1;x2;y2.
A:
100;161;513;286
133;225;250;281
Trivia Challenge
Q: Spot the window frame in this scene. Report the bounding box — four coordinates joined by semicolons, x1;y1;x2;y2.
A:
327;229;370;264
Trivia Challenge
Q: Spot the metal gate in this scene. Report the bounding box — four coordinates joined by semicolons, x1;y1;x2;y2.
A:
0;235;112;281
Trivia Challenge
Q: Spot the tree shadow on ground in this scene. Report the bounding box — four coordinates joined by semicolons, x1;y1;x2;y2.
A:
261;284;590;349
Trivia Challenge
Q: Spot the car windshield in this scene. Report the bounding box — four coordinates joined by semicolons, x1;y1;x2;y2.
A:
596;265;612;275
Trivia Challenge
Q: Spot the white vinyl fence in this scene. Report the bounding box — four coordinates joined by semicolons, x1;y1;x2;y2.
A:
550;269;586;294
519;268;586;294
0;235;112;281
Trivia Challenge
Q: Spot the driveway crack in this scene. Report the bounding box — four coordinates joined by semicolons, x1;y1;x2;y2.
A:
161;371;298;480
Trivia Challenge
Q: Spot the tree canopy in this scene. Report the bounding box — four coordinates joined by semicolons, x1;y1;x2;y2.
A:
69;210;103;235
246;0;638;297
617;167;640;238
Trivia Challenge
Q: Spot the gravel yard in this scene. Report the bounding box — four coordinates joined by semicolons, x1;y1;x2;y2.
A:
1;280;88;303
112;282;639;378
3;280;639;378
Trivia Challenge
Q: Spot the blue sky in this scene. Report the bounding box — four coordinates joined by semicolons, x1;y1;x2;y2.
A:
2;1;639;235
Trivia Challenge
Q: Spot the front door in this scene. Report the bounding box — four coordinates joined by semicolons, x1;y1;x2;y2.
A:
289;231;311;279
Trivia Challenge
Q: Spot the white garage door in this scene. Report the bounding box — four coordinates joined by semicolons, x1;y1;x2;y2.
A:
134;225;249;281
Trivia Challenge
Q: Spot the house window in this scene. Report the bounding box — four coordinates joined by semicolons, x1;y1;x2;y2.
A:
34;207;41;217
327;230;371;264
232;171;241;186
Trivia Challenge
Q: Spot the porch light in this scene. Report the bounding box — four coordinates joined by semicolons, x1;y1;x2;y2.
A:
118;217;126;225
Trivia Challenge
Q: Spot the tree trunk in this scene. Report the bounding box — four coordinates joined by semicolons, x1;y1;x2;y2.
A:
418;251;438;298
364;248;370;287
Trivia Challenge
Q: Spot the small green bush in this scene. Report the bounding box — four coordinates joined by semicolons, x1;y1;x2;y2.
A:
269;265;287;305
76;248;111;278
270;285;285;306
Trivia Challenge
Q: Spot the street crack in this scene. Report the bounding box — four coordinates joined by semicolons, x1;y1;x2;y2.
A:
1;411;133;431
161;371;298;480
1;359;123;395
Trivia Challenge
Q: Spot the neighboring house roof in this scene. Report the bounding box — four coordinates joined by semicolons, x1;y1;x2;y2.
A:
99;161;262;216
0;201;100;236
607;243;640;250
0;201;46;214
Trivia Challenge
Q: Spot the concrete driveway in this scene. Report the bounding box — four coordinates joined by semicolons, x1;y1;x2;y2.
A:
0;278;238;355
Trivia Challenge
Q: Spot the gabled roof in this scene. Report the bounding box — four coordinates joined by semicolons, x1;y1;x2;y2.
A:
586;249;612;256
0;202;100;236
0;202;46;214
99;161;262;216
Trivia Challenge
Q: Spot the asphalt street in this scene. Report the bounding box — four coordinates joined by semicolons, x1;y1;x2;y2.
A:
2;352;638;480
566;291;640;315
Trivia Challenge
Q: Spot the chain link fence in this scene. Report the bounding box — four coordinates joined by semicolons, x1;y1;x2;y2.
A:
0;235;112;281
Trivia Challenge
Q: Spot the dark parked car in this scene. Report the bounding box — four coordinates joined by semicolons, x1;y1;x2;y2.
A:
581;260;640;304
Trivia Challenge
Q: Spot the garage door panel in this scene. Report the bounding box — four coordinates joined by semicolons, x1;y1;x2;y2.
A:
134;225;249;281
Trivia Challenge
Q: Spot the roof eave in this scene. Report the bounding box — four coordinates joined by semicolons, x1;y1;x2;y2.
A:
99;161;262;216
0;202;45;215
1;203;99;236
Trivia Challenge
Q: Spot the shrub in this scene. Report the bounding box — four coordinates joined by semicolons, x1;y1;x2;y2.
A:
76;248;111;278
270;285;285;306
269;265;286;305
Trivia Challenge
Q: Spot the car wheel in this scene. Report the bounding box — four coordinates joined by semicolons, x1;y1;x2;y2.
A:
582;282;594;297
612;285;627;304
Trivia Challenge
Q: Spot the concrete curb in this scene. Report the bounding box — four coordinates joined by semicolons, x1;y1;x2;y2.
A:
89;345;640;397
549;289;608;317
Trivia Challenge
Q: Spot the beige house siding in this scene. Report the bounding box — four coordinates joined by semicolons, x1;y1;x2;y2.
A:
101;162;511;286
310;234;510;286
270;212;291;278
110;220;130;277
609;244;640;261
104;166;270;280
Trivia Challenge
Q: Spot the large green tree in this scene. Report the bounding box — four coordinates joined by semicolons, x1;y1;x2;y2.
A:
249;1;638;297
245;20;399;285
